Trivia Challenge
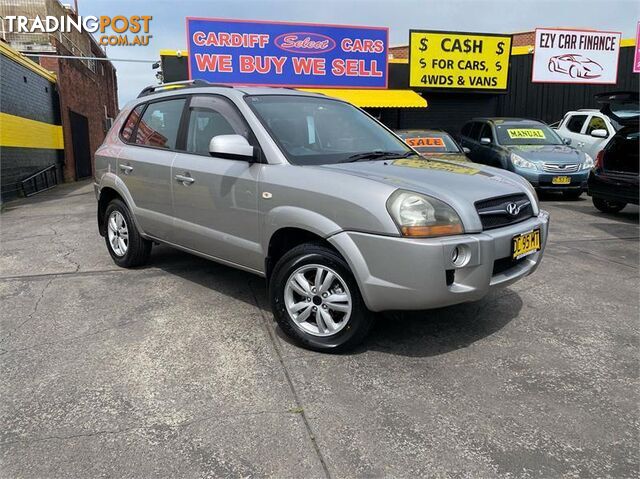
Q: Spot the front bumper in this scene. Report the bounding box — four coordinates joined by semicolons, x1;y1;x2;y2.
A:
514;168;588;191
329;211;549;312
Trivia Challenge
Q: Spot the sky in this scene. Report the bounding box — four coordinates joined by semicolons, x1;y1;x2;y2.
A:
80;0;640;106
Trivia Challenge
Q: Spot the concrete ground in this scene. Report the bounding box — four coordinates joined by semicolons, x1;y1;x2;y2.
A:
1;181;638;478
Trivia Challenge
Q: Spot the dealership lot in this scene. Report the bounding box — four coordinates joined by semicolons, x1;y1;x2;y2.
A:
0;181;637;478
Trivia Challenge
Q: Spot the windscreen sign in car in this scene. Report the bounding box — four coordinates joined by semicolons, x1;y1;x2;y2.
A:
532;28;621;84
408;30;512;91
186;18;388;88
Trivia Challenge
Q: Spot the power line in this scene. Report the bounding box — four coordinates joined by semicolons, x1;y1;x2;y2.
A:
22;53;157;63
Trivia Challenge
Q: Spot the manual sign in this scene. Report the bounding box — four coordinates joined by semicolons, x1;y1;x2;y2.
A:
532;28;621;84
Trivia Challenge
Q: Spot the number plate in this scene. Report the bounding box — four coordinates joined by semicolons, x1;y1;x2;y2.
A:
552;176;571;185
512;229;541;260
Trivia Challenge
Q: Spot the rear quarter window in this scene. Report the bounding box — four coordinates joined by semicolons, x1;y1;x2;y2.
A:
120;105;144;142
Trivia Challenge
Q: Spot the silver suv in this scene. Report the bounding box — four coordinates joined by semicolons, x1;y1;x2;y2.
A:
95;81;549;352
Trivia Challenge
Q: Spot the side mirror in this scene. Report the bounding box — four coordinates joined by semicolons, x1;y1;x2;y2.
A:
590;129;608;138
562;137;572;145
480;137;491;145
209;134;259;162
462;147;471;154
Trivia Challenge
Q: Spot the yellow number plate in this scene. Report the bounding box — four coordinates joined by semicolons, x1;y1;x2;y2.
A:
512;229;541;260
552;176;571;185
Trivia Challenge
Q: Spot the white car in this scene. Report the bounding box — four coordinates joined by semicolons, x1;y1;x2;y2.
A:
555;109;617;159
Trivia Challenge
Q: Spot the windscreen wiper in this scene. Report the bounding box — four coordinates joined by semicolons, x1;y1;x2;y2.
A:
344;150;414;163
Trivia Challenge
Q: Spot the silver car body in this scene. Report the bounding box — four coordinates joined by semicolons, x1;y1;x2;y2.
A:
95;86;549;312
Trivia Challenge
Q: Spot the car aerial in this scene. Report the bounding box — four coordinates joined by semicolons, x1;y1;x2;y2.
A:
588;91;639;213
548;54;603;79
554;109;617;159
95;81;549;353
395;129;470;161
459;118;594;199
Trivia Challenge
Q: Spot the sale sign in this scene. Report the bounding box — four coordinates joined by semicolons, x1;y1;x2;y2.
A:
186;18;388;88
532;28;621;84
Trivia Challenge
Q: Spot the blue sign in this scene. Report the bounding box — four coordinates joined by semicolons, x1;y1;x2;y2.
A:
186;18;388;88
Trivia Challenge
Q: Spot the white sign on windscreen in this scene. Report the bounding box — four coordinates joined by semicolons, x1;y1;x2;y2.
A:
532;28;621;84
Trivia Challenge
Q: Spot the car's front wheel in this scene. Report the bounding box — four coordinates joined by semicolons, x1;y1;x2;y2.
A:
270;243;374;353
592;197;626;214
104;199;152;267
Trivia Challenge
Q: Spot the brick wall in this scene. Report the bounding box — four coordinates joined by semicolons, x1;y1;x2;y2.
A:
39;39;118;181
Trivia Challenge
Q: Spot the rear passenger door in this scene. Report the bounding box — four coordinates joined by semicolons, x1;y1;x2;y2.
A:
170;95;262;271
118;97;186;239
558;113;588;149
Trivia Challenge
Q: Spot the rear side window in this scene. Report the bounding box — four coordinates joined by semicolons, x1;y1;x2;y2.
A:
135;98;186;149
120;104;144;142
565;114;587;133
185;95;252;156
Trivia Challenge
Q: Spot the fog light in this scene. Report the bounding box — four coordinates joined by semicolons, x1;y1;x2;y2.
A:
451;245;469;267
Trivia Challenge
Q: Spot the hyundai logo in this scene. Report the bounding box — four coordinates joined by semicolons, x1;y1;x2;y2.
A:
506;202;521;216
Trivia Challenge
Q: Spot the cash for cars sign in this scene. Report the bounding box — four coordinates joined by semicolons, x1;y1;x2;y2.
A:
532;28;621;84
186;18;388;88
409;30;512;91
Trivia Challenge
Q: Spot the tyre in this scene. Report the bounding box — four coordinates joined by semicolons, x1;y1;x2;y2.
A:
270;243;374;353
562;190;583;200
104;199;152;267
592;197;626;214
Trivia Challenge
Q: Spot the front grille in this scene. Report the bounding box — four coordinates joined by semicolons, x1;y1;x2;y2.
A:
475;194;533;230
542;163;579;173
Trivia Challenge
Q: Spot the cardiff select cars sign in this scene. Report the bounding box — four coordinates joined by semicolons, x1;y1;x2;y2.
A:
532;28;621;84
409;30;512;91
186;18;388;88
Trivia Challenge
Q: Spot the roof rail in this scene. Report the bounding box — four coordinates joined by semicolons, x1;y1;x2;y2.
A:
137;80;233;98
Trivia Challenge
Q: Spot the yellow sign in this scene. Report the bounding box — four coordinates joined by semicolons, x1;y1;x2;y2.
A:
507;128;546;139
409;30;512;90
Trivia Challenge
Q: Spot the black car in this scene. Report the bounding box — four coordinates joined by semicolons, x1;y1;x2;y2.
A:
587;92;639;213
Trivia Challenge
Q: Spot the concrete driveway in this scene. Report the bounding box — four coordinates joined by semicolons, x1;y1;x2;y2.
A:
1;181;638;478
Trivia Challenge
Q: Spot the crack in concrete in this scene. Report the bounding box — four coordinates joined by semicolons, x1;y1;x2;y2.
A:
0;277;54;344
248;281;333;479
0;409;294;446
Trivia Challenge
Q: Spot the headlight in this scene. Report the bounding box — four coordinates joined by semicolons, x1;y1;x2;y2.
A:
510;153;536;169
387;190;463;237
582;153;594;170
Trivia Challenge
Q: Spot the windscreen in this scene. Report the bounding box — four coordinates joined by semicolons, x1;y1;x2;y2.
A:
495;123;564;146
399;132;461;153
245;95;412;165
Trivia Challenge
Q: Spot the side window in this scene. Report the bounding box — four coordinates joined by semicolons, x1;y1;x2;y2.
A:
585;116;609;137
479;124;494;142
135;98;186;149
121;104;144;142
565;114;588;134
461;123;472;137
469;122;483;141
185;95;252;156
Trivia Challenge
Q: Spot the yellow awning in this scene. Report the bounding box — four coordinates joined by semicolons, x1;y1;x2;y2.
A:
300;89;427;108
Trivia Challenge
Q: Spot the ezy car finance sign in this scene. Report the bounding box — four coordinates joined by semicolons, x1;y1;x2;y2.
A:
532;28;621;84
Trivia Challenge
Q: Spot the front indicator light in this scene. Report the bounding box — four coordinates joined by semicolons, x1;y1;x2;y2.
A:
402;224;464;237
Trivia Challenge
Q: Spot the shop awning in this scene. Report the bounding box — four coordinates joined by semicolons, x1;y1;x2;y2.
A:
300;89;427;108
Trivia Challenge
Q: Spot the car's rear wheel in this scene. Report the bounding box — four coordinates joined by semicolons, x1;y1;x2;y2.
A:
270;243;374;353
592;197;626;213
104;199;152;267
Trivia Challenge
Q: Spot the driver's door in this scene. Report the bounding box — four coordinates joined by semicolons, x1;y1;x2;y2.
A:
170;95;262;272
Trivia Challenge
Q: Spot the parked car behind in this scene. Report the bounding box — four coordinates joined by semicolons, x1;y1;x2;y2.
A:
395;129;470;161
460;118;593;199
588;92;639;213
95;82;549;352
555;109;617;159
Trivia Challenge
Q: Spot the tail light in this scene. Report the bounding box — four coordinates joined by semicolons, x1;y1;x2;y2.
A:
594;150;604;169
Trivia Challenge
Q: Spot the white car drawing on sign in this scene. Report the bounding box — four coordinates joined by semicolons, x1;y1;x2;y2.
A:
548;54;603;79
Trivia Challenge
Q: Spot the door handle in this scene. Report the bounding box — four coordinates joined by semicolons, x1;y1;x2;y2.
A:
119;164;133;174
175;173;195;185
